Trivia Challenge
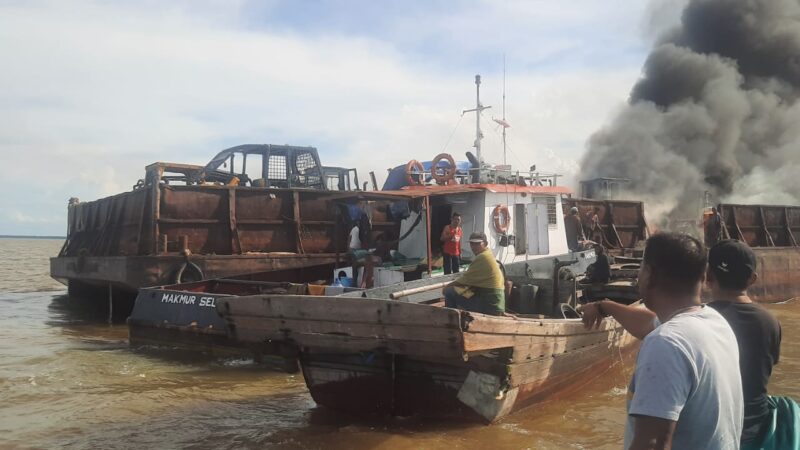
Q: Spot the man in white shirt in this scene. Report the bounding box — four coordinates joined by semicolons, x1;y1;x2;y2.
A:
617;233;743;450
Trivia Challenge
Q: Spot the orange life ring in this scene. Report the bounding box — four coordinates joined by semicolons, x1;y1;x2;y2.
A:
492;205;510;234
431;153;456;185
405;159;424;186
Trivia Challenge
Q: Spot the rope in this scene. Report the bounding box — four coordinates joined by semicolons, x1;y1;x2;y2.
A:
440;114;465;154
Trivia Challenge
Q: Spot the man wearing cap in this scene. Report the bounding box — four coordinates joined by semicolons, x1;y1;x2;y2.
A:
706;240;795;449
564;206;585;252
580;238;796;448
442;231;505;316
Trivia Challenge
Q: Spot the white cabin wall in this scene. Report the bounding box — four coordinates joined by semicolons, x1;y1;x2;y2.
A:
398;211;427;259
450;192;485;260
549;198;570;255
482;192;571;264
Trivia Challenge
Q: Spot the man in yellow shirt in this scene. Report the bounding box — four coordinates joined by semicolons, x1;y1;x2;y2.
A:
443;232;505;315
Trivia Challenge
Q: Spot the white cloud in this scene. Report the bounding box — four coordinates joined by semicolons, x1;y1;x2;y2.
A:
0;0;645;234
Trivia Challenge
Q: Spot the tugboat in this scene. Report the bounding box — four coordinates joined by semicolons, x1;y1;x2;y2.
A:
211;75;640;421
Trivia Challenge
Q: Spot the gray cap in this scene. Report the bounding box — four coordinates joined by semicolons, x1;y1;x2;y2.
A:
468;231;488;244
570;206;579;214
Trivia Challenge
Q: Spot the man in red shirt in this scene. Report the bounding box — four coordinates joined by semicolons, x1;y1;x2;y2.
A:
440;213;463;274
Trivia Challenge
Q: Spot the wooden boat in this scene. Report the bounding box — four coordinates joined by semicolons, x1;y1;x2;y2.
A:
216;290;637;422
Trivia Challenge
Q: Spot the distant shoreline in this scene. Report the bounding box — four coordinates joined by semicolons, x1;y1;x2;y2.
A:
0;235;65;240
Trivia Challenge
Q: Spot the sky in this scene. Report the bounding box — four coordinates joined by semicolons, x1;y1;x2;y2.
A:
0;0;682;236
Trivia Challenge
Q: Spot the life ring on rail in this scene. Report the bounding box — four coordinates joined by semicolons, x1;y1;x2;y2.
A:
492;205;510;234
405;159;425;186
431;153;456;185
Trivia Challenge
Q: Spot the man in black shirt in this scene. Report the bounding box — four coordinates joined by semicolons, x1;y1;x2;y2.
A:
706;240;782;446
586;244;611;284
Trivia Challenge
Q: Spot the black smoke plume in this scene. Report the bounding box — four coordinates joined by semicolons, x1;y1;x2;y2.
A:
580;0;800;223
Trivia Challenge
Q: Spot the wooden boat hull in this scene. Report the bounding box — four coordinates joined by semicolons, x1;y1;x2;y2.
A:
217;294;636;422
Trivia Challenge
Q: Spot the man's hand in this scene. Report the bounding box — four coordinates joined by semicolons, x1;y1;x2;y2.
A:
577;301;605;330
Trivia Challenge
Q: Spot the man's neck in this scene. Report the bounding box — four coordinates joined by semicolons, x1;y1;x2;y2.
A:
711;288;752;304
651;293;702;323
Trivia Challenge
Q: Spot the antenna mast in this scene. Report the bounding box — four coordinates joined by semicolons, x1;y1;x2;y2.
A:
462;75;491;164
502;55;507;165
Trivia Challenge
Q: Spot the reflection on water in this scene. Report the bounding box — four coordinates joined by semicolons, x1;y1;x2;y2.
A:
1;238;799;449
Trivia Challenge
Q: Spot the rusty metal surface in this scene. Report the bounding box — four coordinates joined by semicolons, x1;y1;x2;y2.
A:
50;253;341;293
718;204;800;247
749;247;800;303
563;198;649;250
60;185;400;259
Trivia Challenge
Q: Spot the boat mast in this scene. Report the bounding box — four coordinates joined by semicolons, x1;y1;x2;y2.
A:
502;56;507;165
463;75;491;165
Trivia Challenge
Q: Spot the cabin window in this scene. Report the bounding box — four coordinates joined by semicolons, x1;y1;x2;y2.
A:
231;152;245;175
546;197;557;225
515;204;527;254
268;154;288;180
247;154;263;181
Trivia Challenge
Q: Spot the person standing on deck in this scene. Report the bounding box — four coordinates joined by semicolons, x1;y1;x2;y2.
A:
706;206;723;246
580;239;798;448
583;233;743;449
440;213;463;275
564;206;585;251
442;232;505;316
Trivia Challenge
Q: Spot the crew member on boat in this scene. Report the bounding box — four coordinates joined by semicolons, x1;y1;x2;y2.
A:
442;231;505;316
585;243;611;284
564;206;585;252
440;212;463;275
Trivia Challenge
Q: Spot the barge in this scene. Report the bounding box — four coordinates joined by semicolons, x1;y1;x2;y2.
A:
50;144;383;313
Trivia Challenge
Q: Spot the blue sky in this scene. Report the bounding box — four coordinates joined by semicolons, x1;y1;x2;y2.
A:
0;0;682;235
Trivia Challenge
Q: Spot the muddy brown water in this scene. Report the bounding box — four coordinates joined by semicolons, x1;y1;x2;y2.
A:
1;238;798;449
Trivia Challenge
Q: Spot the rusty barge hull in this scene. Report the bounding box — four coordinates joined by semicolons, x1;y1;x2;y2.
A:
717;203;800;303
50;144;399;310
217;295;636;422
50;183;398;300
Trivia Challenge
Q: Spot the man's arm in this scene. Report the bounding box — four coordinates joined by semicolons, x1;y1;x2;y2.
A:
578;300;656;340
629;416;677;450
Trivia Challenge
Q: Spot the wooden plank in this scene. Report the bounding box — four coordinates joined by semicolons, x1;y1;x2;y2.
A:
507;335;633;387
509;328;625;362
241;329;462;359
229;315;462;345
463;312;618;336
218;295;463;329
464;323;625;353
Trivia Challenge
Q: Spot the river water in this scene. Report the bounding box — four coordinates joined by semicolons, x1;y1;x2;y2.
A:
1;238;798;449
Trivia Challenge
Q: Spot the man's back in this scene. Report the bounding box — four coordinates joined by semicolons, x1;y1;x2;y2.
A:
708;301;781;442
625;306;743;450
